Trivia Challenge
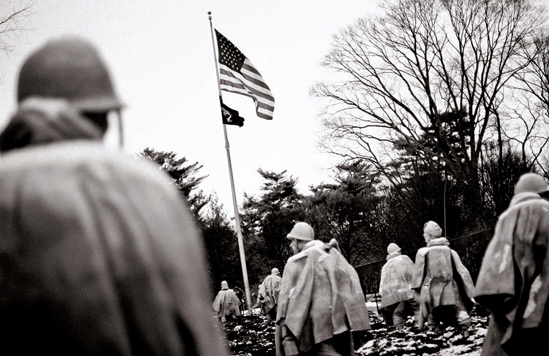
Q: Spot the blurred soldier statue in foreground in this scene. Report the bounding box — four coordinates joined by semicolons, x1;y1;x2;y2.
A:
212;281;242;323
412;221;476;336
258;267;283;321
276;222;371;356
379;243;419;329
475;173;549;356
0;37;228;355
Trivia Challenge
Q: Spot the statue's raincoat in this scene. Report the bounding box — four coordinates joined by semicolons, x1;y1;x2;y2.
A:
276;240;370;356
0;142;228;355
212;288;241;321
475;192;549;356
412;238;476;328
259;274;283;313
379;253;416;308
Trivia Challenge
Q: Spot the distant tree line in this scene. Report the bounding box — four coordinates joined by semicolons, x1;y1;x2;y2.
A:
139;140;536;299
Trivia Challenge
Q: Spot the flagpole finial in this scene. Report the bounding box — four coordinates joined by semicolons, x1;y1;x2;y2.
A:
208;11;212;19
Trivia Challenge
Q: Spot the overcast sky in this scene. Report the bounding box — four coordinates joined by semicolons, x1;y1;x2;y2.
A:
0;0;377;216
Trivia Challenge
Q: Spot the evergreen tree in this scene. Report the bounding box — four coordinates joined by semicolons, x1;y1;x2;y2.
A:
140;147;209;220
307;161;381;265
200;195;242;293
241;169;306;286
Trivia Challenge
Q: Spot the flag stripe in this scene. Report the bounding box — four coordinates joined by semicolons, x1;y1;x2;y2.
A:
219;69;275;114
220;87;275;115
219;63;274;101
240;67;272;92
219;69;275;103
220;85;275;115
220;78;274;105
220;87;274;117
215;29;274;120
241;61;262;77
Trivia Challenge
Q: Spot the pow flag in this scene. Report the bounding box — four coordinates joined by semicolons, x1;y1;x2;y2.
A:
215;30;275;120
220;97;245;127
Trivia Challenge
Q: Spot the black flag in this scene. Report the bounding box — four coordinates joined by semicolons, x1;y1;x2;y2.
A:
220;97;245;127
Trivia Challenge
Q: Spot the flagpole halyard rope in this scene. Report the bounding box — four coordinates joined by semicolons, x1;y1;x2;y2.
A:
208;11;253;313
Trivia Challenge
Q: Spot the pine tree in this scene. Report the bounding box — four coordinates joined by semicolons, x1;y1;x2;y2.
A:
140;148;209;220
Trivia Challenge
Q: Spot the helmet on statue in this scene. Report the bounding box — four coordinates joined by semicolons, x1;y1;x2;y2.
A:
17;36;124;113
286;222;314;241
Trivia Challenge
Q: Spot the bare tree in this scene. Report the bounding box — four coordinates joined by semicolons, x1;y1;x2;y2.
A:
0;0;35;55
312;0;548;224
512;31;549;175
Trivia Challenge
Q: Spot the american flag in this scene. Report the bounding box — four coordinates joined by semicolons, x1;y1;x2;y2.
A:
215;30;274;120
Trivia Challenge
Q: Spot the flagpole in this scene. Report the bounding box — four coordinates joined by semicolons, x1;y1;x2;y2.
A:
208;11;253;314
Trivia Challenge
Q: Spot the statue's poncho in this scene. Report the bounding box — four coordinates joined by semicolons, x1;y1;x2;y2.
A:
412;237;476;328
379;253;416;308
475;192;549;356
276;240;370;355
0;142;228;356
212;288;241;320
259;274;283;313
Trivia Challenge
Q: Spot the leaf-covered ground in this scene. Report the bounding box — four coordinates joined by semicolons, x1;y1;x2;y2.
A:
355;307;488;356
222;307;489;356
218;310;275;356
